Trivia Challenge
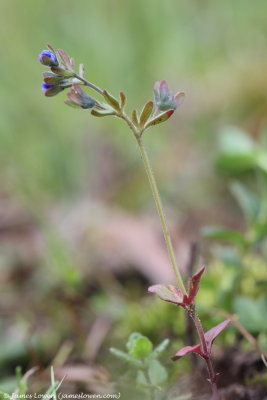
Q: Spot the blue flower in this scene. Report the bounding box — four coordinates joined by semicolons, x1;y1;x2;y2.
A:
38;50;58;67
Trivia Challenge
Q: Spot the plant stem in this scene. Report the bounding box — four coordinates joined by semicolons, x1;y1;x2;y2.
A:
73;72;103;95
189;307;220;400
135;134;220;398
136;136;187;295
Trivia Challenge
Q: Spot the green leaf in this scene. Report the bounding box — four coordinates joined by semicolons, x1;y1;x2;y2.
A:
230;181;259;223
234;296;267;333
119;92;126;110
102;90;120;112
201;226;246;247
136;370;148;387
91;109;116;117
127;333;153;359
216;126;256;173
256;152;267;173
150;339;169;359
110;348;143;368
131;109;139;127
139;101;154;127
127;332;143;351
148;359;168;386
145;109;174;129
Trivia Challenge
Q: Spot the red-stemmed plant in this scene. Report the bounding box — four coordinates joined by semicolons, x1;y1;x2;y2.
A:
38;45;230;399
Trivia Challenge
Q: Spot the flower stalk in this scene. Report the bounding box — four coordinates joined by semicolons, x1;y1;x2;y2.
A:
38;45;230;399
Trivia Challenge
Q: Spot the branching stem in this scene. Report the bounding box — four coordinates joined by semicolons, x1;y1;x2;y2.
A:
70;70;221;398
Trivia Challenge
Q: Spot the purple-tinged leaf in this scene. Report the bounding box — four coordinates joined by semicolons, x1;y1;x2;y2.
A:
79;64;85;78
148;284;185;306
131;109;139;127
43;85;65;97
70;57;75;70
140;101;154;127
65;84;96;109
172;319;231;361
204;319;231;354
171;344;203;361
43;74;67;84
64;99;82;109
186;266;206;304
145;109;174;129
47;43;56;53
57;49;73;70
174;91;185;107
103;90;120;112
50;66;73;77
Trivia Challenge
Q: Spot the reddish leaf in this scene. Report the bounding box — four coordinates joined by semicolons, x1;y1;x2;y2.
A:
172;319;231;361
145;109;174;129
171;344;203;361
186;266;206;304
148;284;185;306
57;49;73;69
204;319;231;354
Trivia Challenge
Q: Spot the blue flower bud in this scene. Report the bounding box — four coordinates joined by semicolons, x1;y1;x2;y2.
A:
38;50;59;67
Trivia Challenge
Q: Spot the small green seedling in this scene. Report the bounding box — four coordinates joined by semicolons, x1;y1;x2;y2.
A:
111;333;169;397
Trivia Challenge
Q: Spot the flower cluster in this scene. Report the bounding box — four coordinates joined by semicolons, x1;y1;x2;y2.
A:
39;48;73;97
39;45;96;109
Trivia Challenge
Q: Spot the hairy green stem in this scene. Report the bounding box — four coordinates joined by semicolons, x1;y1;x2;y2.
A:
136;136;187;295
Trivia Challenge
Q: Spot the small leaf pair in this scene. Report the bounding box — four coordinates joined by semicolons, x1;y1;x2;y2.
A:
171;319;231;361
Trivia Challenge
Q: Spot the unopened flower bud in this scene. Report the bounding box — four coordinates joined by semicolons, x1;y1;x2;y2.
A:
65;84;96;109
154;80;184;111
38;50;59;67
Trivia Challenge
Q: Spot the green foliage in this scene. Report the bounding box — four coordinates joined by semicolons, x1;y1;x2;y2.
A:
126;332;153;359
234;296;267;333
110;332;169;397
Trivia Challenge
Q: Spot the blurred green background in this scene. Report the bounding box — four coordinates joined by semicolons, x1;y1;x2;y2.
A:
1;0;267;207
0;0;267;395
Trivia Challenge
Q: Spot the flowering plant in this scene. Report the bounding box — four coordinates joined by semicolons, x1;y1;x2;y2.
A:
39;44;230;400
